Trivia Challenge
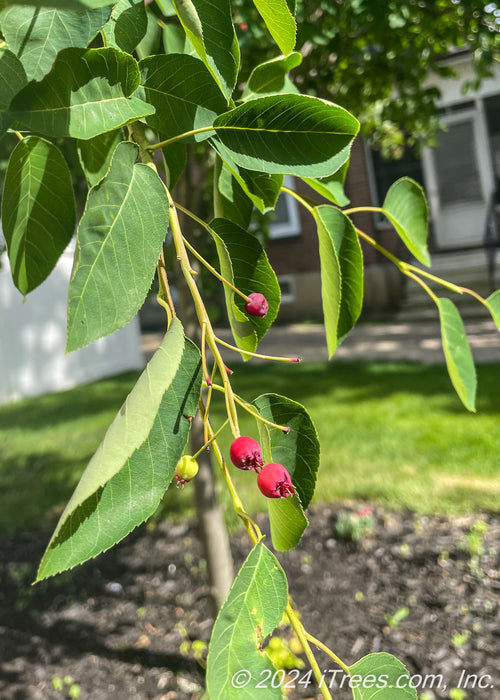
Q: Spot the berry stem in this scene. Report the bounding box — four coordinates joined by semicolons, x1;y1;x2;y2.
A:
215;336;300;362
156;249;177;321
198;400;261;543
208;384;289;433
181;230;250;302
192;419;229;460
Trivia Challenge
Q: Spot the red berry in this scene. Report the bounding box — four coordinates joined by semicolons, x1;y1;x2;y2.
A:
257;463;296;499
245;293;269;318
229;436;263;472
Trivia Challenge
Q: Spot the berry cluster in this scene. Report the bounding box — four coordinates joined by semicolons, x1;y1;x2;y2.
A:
229;436;295;499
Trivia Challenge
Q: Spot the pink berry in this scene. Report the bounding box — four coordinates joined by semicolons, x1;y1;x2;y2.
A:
257;463;296;499
245;293;269;318
229;436;264;472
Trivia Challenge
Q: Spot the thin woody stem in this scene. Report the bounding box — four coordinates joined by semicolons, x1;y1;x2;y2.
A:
286;604;333;700
182;234;250;302
209;383;289;433
198;400;261;543
157;249;177;320
305;632;350;675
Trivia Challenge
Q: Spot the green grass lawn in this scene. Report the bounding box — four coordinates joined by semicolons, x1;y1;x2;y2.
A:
1;361;499;534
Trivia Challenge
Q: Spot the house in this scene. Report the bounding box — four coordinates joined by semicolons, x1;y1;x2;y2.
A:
266;53;500;321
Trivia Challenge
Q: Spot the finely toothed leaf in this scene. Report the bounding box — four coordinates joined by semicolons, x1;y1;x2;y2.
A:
349;653;417;699
268;496;308;552
485;290;500;332
206;541;288;699
0;6;111;81
437;297;476;412
103;0;147;54
215;160;253;229
67;141;169;351
211;139;283;213
37;319;202;580
209;218;280;356
1;136;75;295
302;159;350;207
140;54;227;142
243;52;301;99
213;94;359;177
252;0;297;56
9;47;154;140
314;206;363;357
381;177;430;267
253;393;320;510
0;0;113;7
253;393;319;550
77;129;123;187
171;0;239;101
0;48;27;137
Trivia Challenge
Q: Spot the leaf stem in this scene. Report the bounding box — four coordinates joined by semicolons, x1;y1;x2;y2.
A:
281;186;315;214
156;249;177;321
286;604;333;700
149;126;216;152
214;336;300;362
343;205;384;216
305;632;350;675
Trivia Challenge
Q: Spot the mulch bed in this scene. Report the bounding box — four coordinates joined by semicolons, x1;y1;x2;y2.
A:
0;505;499;699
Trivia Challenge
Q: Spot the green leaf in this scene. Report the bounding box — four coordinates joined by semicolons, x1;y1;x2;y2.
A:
437;298;476;412
314;206;363;357
162;23;192;54
381;177;430;267
135;6;162;60
0;6;111;81
0;0;113;8
252;0;296;56
213;94;359;177
37;319;202;580
171;0;239;101
302;159;350;207
1;136;75;295
243;52;301;98
67;141;169;352
349;652;417;699
0;48;27;136
485;290;500;332
206;540;288;699
253;393;320;510
77;129;123;187
215;160;253;229
267;495;308;552
9;47;154;140
139;54;226;141
162;141;187;190
211;139;283;213
209;218;281;356
103;0;147;54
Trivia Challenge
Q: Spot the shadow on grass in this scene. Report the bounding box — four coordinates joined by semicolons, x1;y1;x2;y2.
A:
0;371;140;431
229;361;500;414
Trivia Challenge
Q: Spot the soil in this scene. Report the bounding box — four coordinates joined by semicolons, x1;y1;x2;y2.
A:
0;505;499;700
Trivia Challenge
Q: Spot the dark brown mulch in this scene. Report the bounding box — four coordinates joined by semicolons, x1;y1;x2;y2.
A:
0;506;499;700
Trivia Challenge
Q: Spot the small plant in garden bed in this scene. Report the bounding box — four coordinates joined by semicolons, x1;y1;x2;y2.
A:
1;1;500;699
335;507;376;543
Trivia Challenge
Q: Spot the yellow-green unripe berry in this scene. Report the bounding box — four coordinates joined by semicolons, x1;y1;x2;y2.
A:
175;455;199;488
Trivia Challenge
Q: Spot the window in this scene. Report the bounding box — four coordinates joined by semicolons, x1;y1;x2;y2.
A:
433;119;482;204
268;176;301;239
369;147;424;206
276;274;296;304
